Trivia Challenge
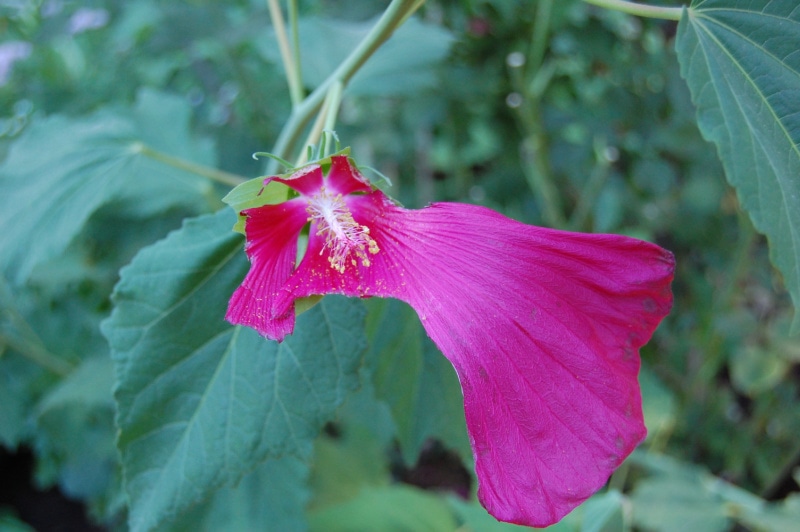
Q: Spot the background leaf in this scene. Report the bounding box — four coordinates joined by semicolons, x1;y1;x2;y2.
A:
308;485;457;532
676;0;800;332
0;88;217;284
170;457;309;531
364;298;470;465
102;209;367;531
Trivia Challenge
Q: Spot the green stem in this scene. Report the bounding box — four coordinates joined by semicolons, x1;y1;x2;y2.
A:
568;137;611;231
322;81;344;137
520;135;565;228
296;96;330;166
267;0;304;107
528;0;553;74
509;0;565;228
133;143;247;187
268;0;423;172
0;280;73;376
582;0;684;21
1;334;73;377
288;0;303;102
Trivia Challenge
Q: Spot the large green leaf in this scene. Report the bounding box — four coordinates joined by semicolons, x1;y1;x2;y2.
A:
0;88;217;285
101;209;367;531
676;0;800;332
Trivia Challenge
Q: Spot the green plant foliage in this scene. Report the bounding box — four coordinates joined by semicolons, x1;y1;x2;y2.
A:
259;16;455;96
3;0;800;530
35;356;113;415
631;452;800;532
169;457;309;531
0;89;217;285
365;298;470;465
102;209;367;531
676;0;800;332
308;484;458;531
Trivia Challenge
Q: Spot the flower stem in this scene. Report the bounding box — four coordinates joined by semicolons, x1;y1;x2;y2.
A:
296;80;345;166
133;143;247;187
582;0;684;21
267;0;304;107
322;81;344;134
296;97;330;167
268;0;424;172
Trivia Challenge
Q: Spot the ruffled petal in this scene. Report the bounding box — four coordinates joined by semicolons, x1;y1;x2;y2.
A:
225;199;309;340
269;164;324;196
326;155;372;195
275;194;674;527
272;192;406;316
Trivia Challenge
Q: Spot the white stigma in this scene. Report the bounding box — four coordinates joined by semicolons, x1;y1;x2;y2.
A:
306;187;379;273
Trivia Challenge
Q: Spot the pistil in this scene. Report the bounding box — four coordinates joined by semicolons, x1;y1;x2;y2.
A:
306;187;379;273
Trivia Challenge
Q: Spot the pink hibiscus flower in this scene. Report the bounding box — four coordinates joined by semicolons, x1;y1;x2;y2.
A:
226;154;674;527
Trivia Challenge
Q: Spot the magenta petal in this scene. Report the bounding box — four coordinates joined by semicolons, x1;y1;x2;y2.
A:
326;155;372;195
276;195;673;526
225;199;309;340
270;164;324;195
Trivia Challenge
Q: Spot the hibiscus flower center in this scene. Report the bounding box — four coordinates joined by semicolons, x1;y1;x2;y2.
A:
306;187;379;273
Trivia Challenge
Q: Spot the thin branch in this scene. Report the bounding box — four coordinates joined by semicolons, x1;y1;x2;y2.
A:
133;143;247;187
322;81;344;135
267;0;304;107
288;0;302;96
582;0;684;21
296;96;330;166
1;334;73;377
528;0;553;74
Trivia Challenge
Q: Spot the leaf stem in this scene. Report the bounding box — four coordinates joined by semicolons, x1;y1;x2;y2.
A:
268;0;424;172
1;334;73;377
0;281;74;376
133;143;247;187
582;0;684;21
267;0;304;107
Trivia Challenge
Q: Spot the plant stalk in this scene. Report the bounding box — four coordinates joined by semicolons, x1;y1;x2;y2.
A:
528;0;553;74
267;0;304;107
288;0;303;102
582;0;684;21
268;0;424;172
134;143;247;187
1;334;73;377
509;1;565;229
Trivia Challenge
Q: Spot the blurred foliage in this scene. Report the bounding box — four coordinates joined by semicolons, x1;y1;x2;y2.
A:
1;0;799;530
